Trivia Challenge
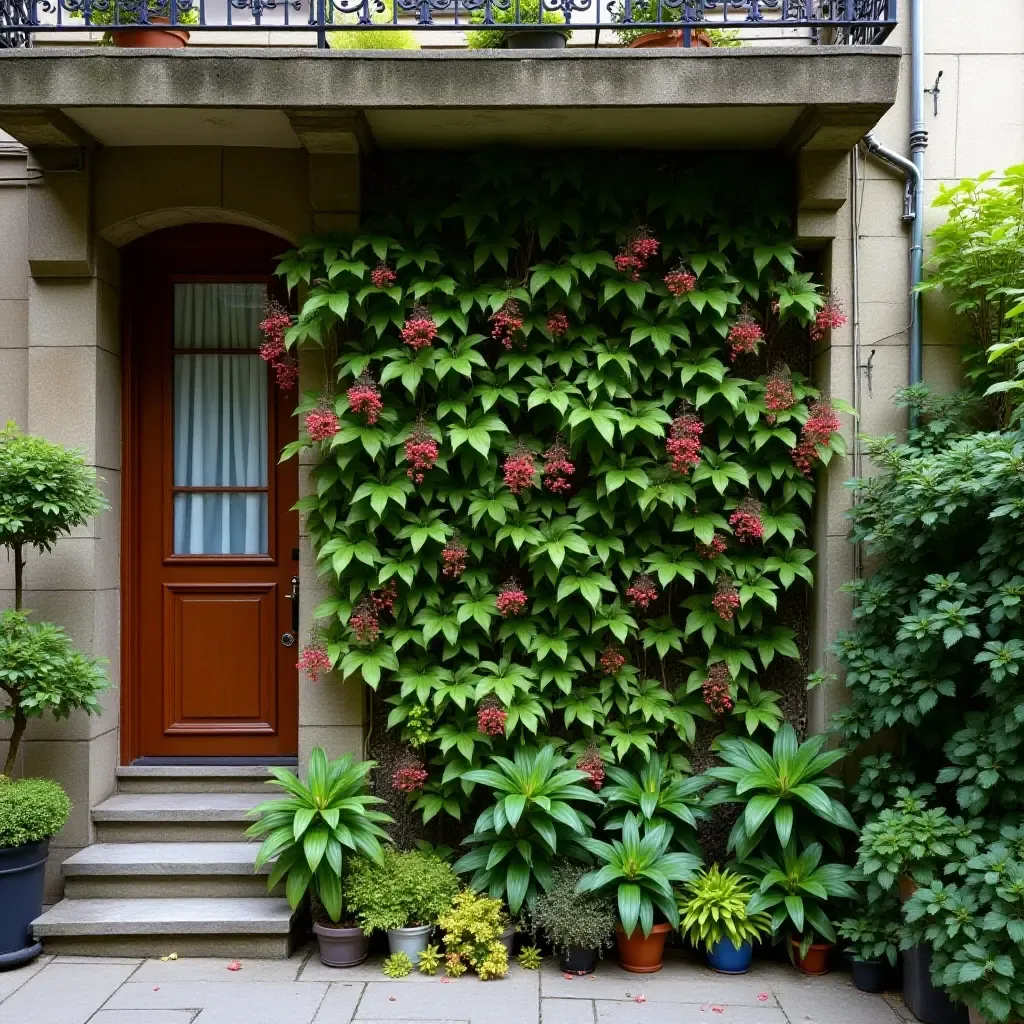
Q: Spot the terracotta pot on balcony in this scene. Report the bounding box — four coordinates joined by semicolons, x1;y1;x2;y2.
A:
628;28;712;48
113;16;189;48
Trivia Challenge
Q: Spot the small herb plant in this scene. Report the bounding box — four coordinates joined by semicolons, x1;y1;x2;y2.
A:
531;861;617;957
517;946;543;970
466;0;569;48
677;865;771;953
0;777;71;847
418;944;443;974
437;890;510;980
345;847;460;933
382;952;414;978
837;898;901;966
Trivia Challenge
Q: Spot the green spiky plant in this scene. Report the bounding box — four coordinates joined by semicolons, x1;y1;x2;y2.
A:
383;951;414;978
246;748;393;922
417;943;443;975
517;946;543;969
677;865;772;953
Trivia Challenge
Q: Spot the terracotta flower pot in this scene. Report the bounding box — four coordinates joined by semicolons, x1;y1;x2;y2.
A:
113;16;189;47
791;938;832;976
615;922;672;973
900;875;919;903
627;28;712;48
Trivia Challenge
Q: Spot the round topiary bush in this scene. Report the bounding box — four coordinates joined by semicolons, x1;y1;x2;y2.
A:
0;778;71;848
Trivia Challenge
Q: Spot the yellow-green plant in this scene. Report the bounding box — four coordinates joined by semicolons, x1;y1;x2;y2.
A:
417;943;443;975
677;865;771;952
517;945;542;969
437;890;509;979
382;951;413;978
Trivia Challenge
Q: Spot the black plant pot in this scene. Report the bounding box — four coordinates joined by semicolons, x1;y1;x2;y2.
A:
0;840;48;969
559;946;598;975
904;945;969;1024
851;959;888;993
505;29;567;48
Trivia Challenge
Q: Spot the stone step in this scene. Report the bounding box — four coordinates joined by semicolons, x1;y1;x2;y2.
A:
62;842;275;899
116;765;294;794
32;897;297;959
92;793;268;842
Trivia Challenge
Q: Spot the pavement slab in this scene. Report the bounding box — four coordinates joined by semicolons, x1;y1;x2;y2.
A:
90;1013;199;1024
540;998;596;1024
0;962;138;1024
594;1003;789;1024
130;955;307;984
312;982;367;1022
0;954;53;1002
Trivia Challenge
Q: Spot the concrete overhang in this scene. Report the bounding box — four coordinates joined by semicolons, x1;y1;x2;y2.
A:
0;47;901;151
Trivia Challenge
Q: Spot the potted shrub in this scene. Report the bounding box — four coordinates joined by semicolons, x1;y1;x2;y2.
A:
610;3;740;50
837;898;901;993
345;848;460;962
246;747;393;967
532;861;616;974
328;0;419;49
678;866;771;974
745;841;856;976
437;890;510;980
0;778;70;967
577;812;701;973
466;0;571;50
71;0;197;47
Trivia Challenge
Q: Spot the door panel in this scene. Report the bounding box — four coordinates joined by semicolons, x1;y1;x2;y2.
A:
124;227;298;761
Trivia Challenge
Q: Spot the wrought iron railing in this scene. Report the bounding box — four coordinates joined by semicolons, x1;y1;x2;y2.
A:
2;0;895;49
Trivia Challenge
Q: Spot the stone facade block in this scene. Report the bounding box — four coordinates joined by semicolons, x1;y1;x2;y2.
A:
26;161;91;277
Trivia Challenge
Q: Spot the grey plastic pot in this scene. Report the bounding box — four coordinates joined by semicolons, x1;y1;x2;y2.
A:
505;29;567;48
387;924;434;962
498;925;515;956
313;922;369;967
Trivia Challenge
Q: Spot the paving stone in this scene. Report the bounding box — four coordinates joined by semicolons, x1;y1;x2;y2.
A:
594;1002;789;1024
105;982;328;1024
0;954;53;1002
131;956;305;983
312;981;366;1022
50;956;144;966
90;1013;198;1024
540;998;595;1024
772;975;905;1024
0;962;137;1024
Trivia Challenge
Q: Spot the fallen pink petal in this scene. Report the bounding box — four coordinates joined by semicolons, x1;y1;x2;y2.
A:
225;961;242;972
711;1006;725;1015
563;973;574;981
633;995;647;1003
758;993;770;1002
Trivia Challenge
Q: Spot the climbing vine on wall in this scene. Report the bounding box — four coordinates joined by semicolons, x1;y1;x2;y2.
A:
272;151;847;828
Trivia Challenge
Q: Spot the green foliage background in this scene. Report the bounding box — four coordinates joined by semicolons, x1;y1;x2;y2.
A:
278;151;843;839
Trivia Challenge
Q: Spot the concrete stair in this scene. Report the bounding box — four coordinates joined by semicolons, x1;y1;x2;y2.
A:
33;767;298;958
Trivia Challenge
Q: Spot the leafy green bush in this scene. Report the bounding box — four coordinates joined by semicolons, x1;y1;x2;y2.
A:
70;0;198;28
346;847;460;932
328;0;418;50
837;897;900;966
0;777;71;847
531;861;616;956
437;889;509;979
466;0;569;49
382;951;414;977
246;748;393;923
677;865;771;953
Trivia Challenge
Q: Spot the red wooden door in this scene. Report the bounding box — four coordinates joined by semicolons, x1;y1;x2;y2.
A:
123;227;299;761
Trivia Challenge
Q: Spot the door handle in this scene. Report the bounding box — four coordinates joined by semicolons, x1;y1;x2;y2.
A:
286;575;299;633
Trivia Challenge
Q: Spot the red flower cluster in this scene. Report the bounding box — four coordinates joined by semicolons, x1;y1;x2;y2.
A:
764;363;795;424
712;575;740;621
702;662;734;716
547;311;570;337
296;638;331;684
503;443;536;496
729;495;764;545
542;437;574;495
810;294;847;341
491;298;524;350
371;261;397;289
666;410;704;475
401;304;437;351
496;579;528;618
272;357;299;391
791;398;841;477
441;536;468;579
477;698;507;736
259;300;297;391
405;421;439;485
347;371;383;425
577;747;605;791
615;227;660;281
305;398;340;443
391;755;428;794
599;643;626;676
371;580;397;617
349;597;380;646
696;533;728;560
664;265;697;298
626;572;659;611
727;309;764;362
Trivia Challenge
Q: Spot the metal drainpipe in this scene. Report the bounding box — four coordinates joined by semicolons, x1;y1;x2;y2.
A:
861;0;926;392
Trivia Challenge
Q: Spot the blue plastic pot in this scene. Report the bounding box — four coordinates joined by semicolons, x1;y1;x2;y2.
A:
707;938;753;974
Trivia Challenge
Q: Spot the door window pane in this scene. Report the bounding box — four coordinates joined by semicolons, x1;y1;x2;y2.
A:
173;493;268;556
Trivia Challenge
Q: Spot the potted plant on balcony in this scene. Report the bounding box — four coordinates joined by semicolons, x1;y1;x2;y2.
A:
246;747;393;967
837;897;901;993
678;865;772;974
466;0;571;50
532;861;616;975
328;0;419;49
577;813;701;973
344;847;460;962
0;778;71;968
71;0;198;48
611;2;740;50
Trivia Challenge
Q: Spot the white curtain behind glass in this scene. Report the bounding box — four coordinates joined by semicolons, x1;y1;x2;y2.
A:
173;283;269;555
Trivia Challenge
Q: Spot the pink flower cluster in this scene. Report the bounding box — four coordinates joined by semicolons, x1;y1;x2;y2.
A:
305;399;340;443
491;298;524;349
729;495;764;545
496;579;528;618
791;398;841;477
442;536;467;579
371;261;396;289
542;437;574;495
259;300;298;392
703;663;733;715
401;305;437;350
347;372;383;425
764;364;795;424
666;411;704;475
405;422;439;485
664;265;697;297
577;747;605;791
547;312;570;337
350;597;380;646
696;533;728;561
810;295;847;341
615;228;660;281
599;643;626;676
712;575;740;621
727;309;764;362
391;756;428;793
626;572;659;611
371;580;397;617
504;444;536;496
296;640;331;683
477;699;507;736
